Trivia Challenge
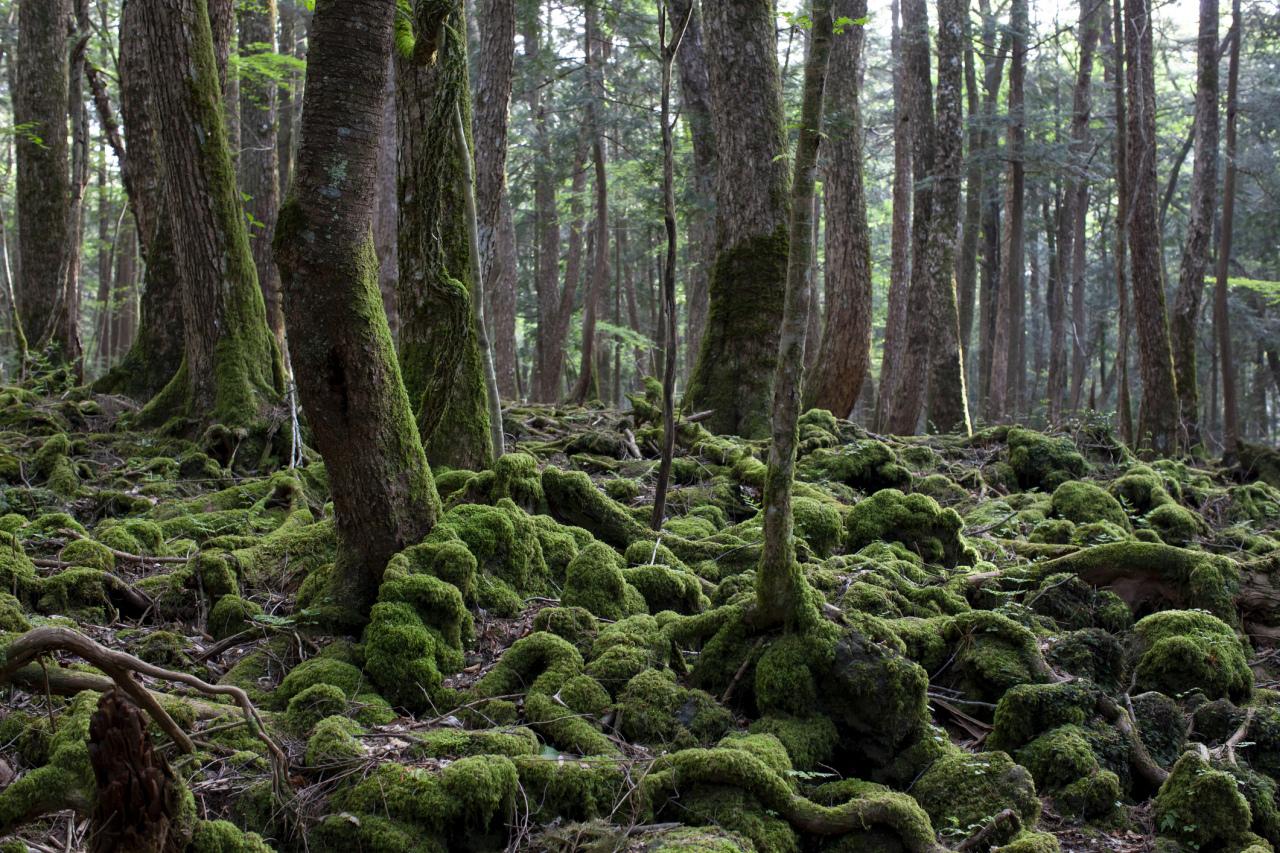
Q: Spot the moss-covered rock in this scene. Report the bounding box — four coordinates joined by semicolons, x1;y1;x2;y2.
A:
563;542;647;621
305;715;366;769
1147;502;1204;547
987;681;1097;753
912;751;1040;846
207;594;263;641
615;669;733;749
1154;750;1253;852
275;657;364;709
1007;428;1088;491
1131;610;1252;702
1051;480;1131;530
796;440;911;493
843;489;974;568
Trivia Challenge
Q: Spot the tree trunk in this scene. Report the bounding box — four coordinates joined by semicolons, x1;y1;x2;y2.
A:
526;3;560;401
373;56;399;339
759;0;832;631
570;0;610;405
1169;0;1217;449
93;159;113;373
923;0;971;436
15;0;73;364
803;0;871;419
875;0;912;431
475;0;517;398
665;0;716;377
973;1;1008;412
277;1;297;195
395;4;493;470
542;125;590;402
208;0;238;171
1125;0;1179;456
1215;0;1242;449
957;34;981;367
987;0;1026;424
1101;0;1132;443
685;0;791;439
273;0;438;630
1064;0;1100;417
112;224;138;363
55;0;90;380
139;0;283;426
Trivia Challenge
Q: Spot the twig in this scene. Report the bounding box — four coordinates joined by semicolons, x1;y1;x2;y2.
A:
1220;706;1256;766
956;808;1021;852
721;638;765;704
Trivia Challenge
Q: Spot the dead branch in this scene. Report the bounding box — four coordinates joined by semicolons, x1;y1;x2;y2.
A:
59;528;190;564
955;808;1021;852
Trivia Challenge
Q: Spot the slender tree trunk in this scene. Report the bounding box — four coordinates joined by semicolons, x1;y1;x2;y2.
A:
1065;0;1100;415
273;0;438;630
759;0;832;631
93;158;113;372
923;0;970;435
570;0;610;404
475;0;518;398
395;3;493;470
139;0;283;426
957;34;981;366
987;0;1026;423
209;0;238;172
276;1;297;195
1171;0;1218;449
15;0;73;364
1125;0;1180;455
803;191;821;374
875;0;911;430
527;3;560;401
112;224;138;362
1215;0;1241;449
55;0;91;380
542;126;589;402
1047;192;1068;422
619;219;645;385
974;1;1008;411
803;0;870;418
665;0;715;377
1102;0;1133;443
239;0;285;358
685;0;791;439
373;56;399;339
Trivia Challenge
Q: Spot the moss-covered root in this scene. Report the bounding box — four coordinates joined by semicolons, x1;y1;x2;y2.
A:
543;468;654;549
641;746;941;853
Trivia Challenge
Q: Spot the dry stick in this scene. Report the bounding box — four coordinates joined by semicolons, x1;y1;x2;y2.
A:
0;626;289;791
4;664;231;719
58;528;189;564
955;808;1021;852
1220;706;1256;766
1096;691;1169;786
649;3;692;532
721;637;765;704
193;626;269;663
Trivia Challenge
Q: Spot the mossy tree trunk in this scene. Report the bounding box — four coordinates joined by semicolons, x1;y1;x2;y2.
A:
802;0;870;419
758;0;832;631
1125;0;1179;456
14;0;74;365
239;0;286;358
138;0;283;427
395;0;493;471
273;0;439;629
373;56;399;340
1169;0;1217;450
685;0;790;440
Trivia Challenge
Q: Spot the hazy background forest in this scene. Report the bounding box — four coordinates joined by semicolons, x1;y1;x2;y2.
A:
1;0;1277;452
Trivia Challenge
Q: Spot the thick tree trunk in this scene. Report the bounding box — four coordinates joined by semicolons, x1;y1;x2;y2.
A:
923;0;970;436
475;0;517;398
685;0;791;439
372;56;399;339
803;0;870;419
139;0;283;426
395;4;493;470
526;5;560;402
875;0;911;431
1215;0;1242;448
1125;0;1179;456
239;0;285;356
759;0;832;631
987;0;1026;424
570;0;610;405
665;0;716;377
15;0;73;364
542;126;589;402
1170;0;1217;449
273;0;439;629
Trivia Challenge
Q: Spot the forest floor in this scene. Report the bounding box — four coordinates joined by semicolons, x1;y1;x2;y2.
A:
2;373;1280;853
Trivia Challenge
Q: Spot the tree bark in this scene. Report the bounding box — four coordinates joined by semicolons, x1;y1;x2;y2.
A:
15;0;73;364
875;0;911;431
1102;0;1133;443
273;0;439;629
1215;0;1242;449
1170;0;1218;449
664;0;715;378
138;0;283;426
373;56;399;339
803;0;871;419
526;2;559;401
112;224;138;363
685;0;791;439
277;1;298;196
239;0;285;356
93;159;113;373
986;0;1026;424
475;0;517;397
957;34;981;368
542;126;590;402
395;1;493;470
1125;0;1179;456
759;0;832;631
923;0;970;436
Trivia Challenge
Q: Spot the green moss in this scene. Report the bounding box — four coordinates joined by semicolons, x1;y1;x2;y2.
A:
1155;750;1252;851
562;542;647;621
589;615;669;696
32;434;79;497
1110;464;1177;514
275;657;364;709
378;572;471;654
532;606;599;648
1046;629;1125;690
305;715;366;769
1148;502;1204;547
844;489;974;568
942;611;1054;704
227;515;336;590
363;601;450;714
622;564;708;615
410;727;539;759
422;501;547;600
604;477;643;503
1132;610;1252;702
1132;692;1187;767
748;714;838;772
0;690;99;832
796;440;911;493
987;681;1096;753
474;631;585;699
207;594;263;641
58;539;114;571
1007;427;1088;491
189;819;275;853
513;754;629;823
283;682;348;734
1229;481;1280;525
615;669;733;749
912;751;1040;846
543;468;654;550
1051;480;1131;529
1015;724;1100;792
128;630;193;671
0;592;31;634
792;497;844;559
524;690;616;756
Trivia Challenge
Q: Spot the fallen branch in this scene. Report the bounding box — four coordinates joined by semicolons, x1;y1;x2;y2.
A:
1096;692;1169;786
193;627;269;663
1219;706;1256;766
955;808;1021;852
4;664;232;719
59;528;190;564
682;410;714;424
622;429;643;460
0;626;288;792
